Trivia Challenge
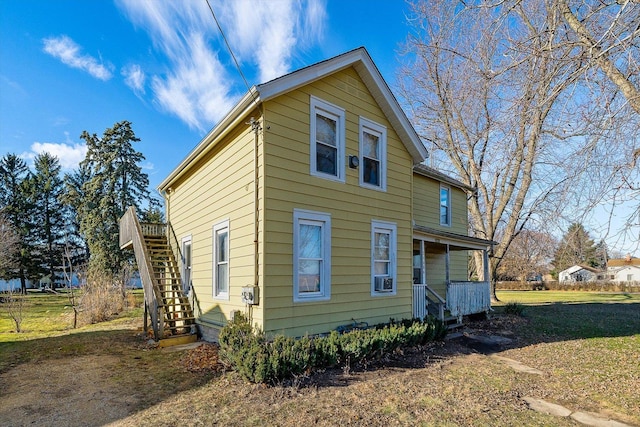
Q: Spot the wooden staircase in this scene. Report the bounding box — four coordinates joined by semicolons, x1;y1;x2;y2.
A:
145;234;197;344
119;207;197;346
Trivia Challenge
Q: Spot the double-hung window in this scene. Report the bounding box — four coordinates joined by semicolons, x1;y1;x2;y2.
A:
371;220;397;295
293;209;331;302
359;117;387;190
310;96;345;182
213;220;229;299
440;185;451;226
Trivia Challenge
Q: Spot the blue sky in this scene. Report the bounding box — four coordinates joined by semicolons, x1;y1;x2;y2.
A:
1;0;636;254
1;0;413;184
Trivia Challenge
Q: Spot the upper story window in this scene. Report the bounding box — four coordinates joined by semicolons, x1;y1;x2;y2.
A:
310;96;345;182
359;117;387;190
213;220;230;300
293;209;332;302
440;185;451;226
371;220;397;295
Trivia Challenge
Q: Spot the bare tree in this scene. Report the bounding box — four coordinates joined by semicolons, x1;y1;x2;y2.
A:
399;0;639;298
498;229;556;283
558;0;640;116
62;237;82;329
1;287;27;332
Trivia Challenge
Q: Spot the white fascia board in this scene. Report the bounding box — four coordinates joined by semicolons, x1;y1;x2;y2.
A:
258;47;428;163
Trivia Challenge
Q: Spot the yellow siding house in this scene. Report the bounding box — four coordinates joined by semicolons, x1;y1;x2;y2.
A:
124;47;493;341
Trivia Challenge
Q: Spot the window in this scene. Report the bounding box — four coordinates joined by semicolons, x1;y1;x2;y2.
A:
293;209;331;302
181;236;192;295
627;274;633;282
213;220;229;299
359;117;387;190
371;220;397;295
310;96;345;182
440;185;451;226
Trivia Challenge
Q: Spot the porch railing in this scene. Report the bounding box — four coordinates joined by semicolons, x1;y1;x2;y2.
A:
412;284;446;321
446;281;491;320
140;222;166;237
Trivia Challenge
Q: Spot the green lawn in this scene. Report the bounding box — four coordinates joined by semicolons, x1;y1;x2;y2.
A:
496;290;640;305
2;289;639;426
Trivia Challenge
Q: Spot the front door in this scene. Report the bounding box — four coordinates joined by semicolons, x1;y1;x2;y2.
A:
181;237;192;295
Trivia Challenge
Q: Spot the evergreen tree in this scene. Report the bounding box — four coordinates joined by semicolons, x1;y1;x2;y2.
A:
33;153;66;287
78;121;150;276
60;163;92;266
0;154;39;292
553;223;599;273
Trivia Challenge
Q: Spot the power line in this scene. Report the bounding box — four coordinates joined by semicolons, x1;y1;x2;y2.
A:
204;0;253;96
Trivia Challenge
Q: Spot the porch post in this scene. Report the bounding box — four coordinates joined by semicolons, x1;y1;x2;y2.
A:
445;244;450;284
421;240;427;284
483;248;490;283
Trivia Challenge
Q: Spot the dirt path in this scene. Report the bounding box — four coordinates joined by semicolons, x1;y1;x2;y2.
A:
0;355;136;427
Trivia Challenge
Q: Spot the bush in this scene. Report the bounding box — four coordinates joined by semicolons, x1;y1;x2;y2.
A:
218;315;447;384
80;272;127;324
503;302;525;316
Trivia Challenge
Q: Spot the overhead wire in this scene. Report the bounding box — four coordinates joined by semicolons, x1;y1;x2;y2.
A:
203;0;262;112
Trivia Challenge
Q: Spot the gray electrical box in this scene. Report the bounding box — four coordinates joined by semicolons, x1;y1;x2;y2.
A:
241;285;259;305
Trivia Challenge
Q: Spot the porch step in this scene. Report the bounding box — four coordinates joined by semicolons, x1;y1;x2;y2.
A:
444;315;463;330
158;333;198;348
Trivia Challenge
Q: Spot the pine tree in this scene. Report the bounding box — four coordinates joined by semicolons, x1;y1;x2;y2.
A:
61;164;92;266
553;223;599;273
33;153;66;288
0;154;39;293
78;121;150;277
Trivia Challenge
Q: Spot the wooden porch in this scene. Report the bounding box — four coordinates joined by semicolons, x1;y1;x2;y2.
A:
412;226;494;326
412;281;491;325
119;207;196;346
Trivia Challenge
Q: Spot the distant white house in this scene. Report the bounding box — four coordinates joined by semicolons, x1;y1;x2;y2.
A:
607;265;640;282
558;265;601;283
0;278;36;292
606;255;640;283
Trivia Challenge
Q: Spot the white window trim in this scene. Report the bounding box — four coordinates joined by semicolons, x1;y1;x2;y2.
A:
371;220;397;296
310;96;345;183
293;209;331;302
440;185;451;227
213;219;230;300
359;117;387;191
181;235;192;295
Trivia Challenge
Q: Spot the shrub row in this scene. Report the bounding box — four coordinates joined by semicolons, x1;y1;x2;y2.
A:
218;315;447;384
496;280;639;292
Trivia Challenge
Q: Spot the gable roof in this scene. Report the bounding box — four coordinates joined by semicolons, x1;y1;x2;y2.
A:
560;265;601;275
413;164;473;191
159;47;428;191
607;256;640;267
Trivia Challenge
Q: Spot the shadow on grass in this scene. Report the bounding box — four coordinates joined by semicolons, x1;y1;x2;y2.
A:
498;300;640;342
335;299;640;381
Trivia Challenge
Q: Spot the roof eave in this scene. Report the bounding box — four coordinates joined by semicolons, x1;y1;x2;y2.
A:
413;224;496;250
413;164;473;191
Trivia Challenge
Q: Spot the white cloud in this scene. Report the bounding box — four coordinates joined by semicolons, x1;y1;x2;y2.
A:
116;0;327;131
122;64;146;95
22;142;87;171
151;34;235;131
42;35;113;81
223;0;326;82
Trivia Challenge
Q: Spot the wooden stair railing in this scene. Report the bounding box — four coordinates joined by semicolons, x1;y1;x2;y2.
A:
119;207;195;341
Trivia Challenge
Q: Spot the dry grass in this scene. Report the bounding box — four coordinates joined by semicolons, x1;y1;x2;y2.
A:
1;291;638;426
